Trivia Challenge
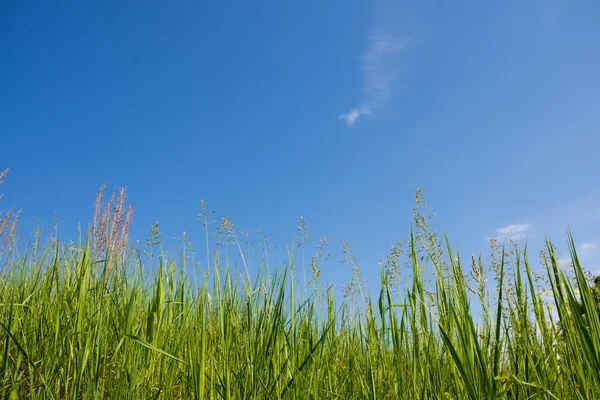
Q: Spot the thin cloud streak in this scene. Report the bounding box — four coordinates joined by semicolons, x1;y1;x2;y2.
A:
494;223;531;242
338;30;411;126
559;241;598;268
362;34;411;109
337;108;372;126
579;241;597;253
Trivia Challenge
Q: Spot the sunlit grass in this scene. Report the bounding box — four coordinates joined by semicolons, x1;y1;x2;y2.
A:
0;188;599;398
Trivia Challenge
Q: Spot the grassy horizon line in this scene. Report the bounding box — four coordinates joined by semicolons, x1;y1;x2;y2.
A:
1;181;599;399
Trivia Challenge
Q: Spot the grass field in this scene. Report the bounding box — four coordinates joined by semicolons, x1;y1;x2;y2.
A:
1;185;599;399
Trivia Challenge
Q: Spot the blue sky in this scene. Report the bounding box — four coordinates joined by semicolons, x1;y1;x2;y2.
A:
1;0;599;289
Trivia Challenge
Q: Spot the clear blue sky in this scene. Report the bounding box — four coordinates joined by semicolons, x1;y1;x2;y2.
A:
2;0;599;289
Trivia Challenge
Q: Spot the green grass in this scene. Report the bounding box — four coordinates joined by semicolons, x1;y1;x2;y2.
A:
1;222;599;399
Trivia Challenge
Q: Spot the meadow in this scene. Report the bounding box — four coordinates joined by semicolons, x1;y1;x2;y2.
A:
1;180;599;399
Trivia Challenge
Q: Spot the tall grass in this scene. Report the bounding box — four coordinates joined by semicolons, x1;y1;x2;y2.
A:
0;191;599;398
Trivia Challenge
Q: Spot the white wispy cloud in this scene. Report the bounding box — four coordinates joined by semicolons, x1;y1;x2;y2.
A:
337;108;372;126
494;224;531;242
558;241;598;269
338;29;411;126
572;241;597;258
578;241;597;254
558;257;571;268
363;34;411;106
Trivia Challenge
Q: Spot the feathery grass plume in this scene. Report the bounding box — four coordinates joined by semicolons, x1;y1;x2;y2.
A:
339;239;365;305
0;169;6;202
296;216;309;295
196;200;216;270
0;168;20;267
90;183;134;267
309;236;331;296
412;188;444;267
380;237;405;291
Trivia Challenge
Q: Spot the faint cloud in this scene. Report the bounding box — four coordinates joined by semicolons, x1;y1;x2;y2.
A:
363;34;411;107
579;241;597;253
494;224;531;242
338;28;412;126
578;241;598;261
533;0;562;21
337;108;372;126
558;257;571;268
558;241;597;269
